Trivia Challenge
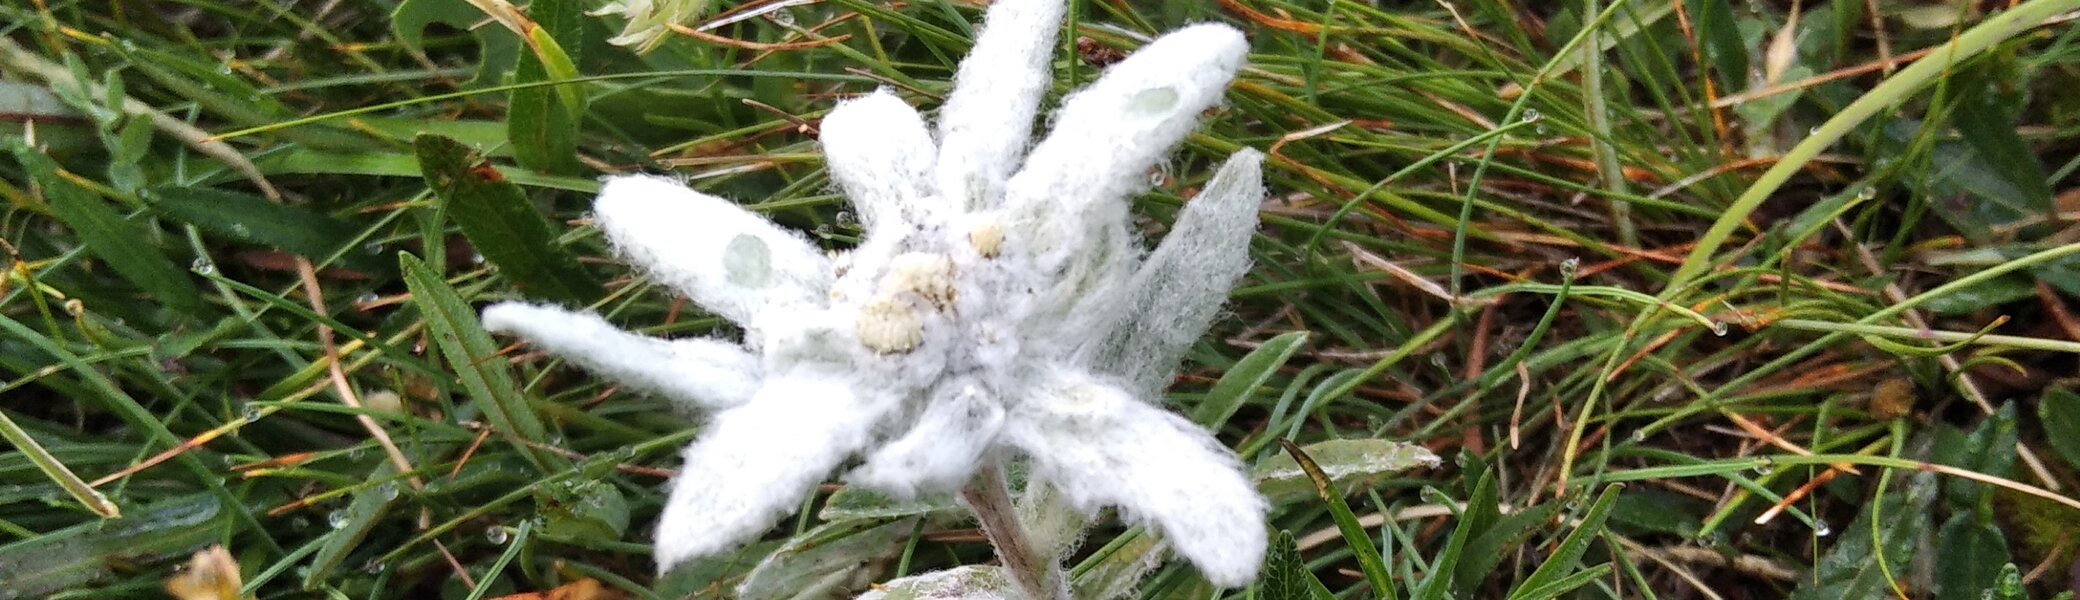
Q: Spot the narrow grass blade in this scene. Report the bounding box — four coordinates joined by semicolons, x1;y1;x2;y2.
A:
1508;484;1622;600
1194;330;1309;427
0;411;119;518
1278;439;1396;600
1662;0;2080;296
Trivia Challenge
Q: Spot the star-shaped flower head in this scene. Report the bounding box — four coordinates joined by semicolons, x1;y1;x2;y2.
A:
482;0;1270;586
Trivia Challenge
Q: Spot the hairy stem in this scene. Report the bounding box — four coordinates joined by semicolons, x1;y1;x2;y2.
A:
961;460;1068;600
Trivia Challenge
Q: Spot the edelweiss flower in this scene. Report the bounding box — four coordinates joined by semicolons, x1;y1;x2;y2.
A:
482;0;1269;587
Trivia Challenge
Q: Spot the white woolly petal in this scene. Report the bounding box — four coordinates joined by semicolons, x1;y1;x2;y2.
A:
481;302;761;410
821;90;939;230
1087;150;1264;397
1000;367;1268;587
1004;24;1249;238
594;176;831;326
933;0;1064;212
654;374;903;573
847;381;1004;498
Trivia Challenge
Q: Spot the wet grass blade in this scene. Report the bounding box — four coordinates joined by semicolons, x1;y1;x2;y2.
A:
401;252;566;472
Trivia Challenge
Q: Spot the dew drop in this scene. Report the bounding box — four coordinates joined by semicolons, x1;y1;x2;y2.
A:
485;526;510;545
240;405;264;422
834;211;855;226
1125;86;1180;118
1535;124;1549;136
327;509;351;529
470;253;486;265
768;8;796;26
812;224;834;240
190;258;216;275
363;559;386;574
1751;457;1775;475
354;293;380;306
1807;125;1822;136
1521;108;1542;123
723;234;775;288
374;482;400;501
1856;186;1877;200
1559;257;1581;277
1813;520;1832;537
363;242;384;255
1711;321;1729;336
1631;430;1648;443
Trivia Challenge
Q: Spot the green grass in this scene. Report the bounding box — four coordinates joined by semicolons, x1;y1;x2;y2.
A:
6;0;2080;598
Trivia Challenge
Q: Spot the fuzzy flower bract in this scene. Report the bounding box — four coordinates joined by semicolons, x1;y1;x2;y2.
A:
482;0;1270;586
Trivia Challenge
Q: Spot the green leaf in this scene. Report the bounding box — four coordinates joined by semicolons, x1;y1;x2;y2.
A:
1787;474;1936;600
400;252;565;472
508;0;585;175
1687;0;1747;90
859;565;1018;600
1070;529;1164;599
8;139;202;314
1413;471;1494;600
1261;530;1336;600
1454;501;1566;598
1508;564;1614;600
1254;438;1441;504
2038;388;2080;472
534;479;630;540
1937;403;2019;509
1508;484;1621;600
0;493;230;597
147;186;385;273
1194;330;1309;428
1987;563;2028;600
1279;439;1396;600
391;0;521;88
738;518;919;600
1950;61;2052;221
818;487;959;521
1934;513;2009;600
302;466;402;588
1921;273;2036;316
414;134;603;304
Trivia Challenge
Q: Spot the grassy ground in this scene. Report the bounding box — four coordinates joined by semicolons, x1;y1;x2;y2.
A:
5;0;2080;598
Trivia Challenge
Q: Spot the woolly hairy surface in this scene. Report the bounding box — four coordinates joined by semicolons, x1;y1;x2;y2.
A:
480;303;761;410
998;367;1269;587
593;176;832;328
820;90;939;230
1089;150;1266;399
478;0;1271;585
1002;25;1252;353
932;0;1062;212
848;379;1007;498
652;373;902;570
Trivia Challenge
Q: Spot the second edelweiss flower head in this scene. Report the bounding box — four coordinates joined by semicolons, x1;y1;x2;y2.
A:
482;0;1271;589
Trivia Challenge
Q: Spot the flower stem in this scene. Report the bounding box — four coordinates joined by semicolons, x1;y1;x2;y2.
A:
960;460;1068;600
